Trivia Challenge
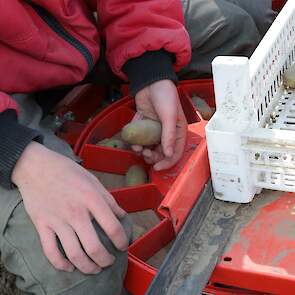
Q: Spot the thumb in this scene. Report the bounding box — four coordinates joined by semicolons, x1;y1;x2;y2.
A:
149;80;179;158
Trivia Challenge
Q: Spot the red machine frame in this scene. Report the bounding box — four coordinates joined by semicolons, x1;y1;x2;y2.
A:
55;1;291;294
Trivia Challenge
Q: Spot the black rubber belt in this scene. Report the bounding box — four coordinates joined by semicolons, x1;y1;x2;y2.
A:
146;181;240;295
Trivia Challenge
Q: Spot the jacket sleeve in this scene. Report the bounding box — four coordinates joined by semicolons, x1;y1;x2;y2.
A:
0;92;19;114
97;0;191;80
0;92;43;189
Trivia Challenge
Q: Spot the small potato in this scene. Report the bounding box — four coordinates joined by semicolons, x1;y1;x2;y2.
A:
97;138;127;150
192;96;214;120
121;119;162;146
125;165;148;187
283;64;295;89
132;224;146;241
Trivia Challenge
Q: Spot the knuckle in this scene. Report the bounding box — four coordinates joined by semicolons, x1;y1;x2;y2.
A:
106;197;116;208
44;247;57;259
53;261;68;271
42;242;57;256
108;224;123;240
66;205;86;219
45;252;67;270
85;193;98;204
68;252;83;264
87;246;100;258
79;263;99;274
82;267;100;275
87;248;111;267
87;249;101;261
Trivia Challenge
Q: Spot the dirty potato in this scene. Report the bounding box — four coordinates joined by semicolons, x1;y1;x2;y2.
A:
192;96;214;120
132;224;146;241
121;119;162;146
125;165;148;187
97;138;127;150
283;64;295;89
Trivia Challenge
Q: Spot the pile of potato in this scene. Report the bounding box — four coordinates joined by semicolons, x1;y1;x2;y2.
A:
96;119;161;187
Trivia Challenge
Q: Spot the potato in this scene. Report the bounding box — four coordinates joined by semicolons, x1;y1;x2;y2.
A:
121;119;162;146
192;96;214;120
125;165;148;187
97;138;127;150
132;224;146;241
283;65;295;89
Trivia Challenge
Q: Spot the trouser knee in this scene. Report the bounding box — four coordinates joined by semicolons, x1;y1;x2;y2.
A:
180;0;261;78
0;200;132;295
225;0;276;36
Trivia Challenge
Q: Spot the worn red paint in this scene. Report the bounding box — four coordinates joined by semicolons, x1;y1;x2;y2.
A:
212;193;295;294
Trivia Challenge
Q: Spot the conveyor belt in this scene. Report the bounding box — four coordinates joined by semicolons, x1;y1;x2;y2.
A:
146;181;241;295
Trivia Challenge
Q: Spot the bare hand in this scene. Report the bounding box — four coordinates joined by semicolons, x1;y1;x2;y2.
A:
12;142;128;274
134;79;187;170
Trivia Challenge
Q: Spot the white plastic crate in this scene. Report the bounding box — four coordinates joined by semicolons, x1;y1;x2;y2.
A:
205;0;295;203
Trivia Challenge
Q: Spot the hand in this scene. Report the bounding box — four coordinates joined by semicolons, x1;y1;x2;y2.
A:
12;142;128;274
134;79;187;170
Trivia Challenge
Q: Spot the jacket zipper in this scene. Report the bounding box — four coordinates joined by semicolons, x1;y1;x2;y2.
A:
26;1;94;72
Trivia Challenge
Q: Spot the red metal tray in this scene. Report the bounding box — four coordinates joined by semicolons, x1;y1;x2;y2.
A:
208;191;295;295
74;80;213;295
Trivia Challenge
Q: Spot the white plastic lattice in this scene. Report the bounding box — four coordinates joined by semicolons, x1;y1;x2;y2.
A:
205;0;295;203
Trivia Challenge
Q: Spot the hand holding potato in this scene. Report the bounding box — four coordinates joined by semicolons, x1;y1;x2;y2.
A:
133;79;187;171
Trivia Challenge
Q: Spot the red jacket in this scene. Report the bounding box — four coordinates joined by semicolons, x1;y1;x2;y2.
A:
0;0;191;113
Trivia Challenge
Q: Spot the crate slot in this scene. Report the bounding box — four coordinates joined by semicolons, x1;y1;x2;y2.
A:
128;218;174;262
81;144;147;174
85;106;135;144
111;184;164;213
178;88;200;123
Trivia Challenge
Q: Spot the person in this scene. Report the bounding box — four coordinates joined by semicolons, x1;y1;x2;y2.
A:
0;0;276;294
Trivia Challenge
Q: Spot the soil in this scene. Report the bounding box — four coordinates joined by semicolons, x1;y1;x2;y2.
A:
0;263;21;295
91;170;173;268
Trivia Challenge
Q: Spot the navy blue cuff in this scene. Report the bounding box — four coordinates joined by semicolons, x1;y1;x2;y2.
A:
0;109;43;189
123;50;178;96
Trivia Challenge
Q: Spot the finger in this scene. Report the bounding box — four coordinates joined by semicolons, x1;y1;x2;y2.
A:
142;146;164;165
131;145;143;153
102;191;127;218
154;139;184;171
56;224;101;274
131;112;143;122
73;216;115;268
154;156;179;171
89;197;129;251
144;148;164;163
144;157;154;164
154;115;187;170
38;226;74;272
88;175;127;218
151;95;178;157
142;149;152;158
161;114;177;158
